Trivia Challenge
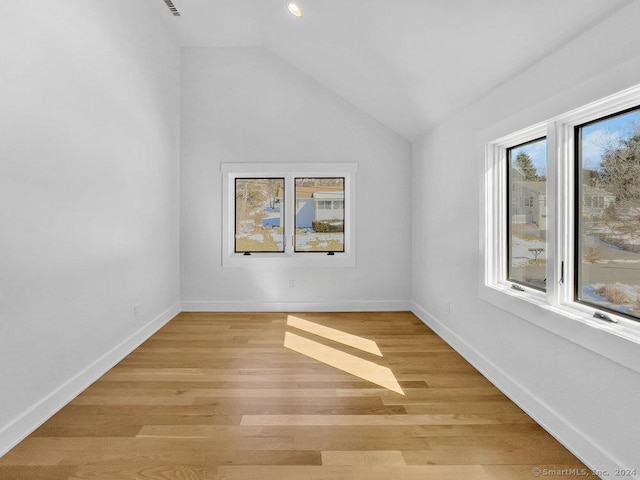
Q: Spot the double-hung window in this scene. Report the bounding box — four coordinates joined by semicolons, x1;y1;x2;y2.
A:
484;84;640;367
222;163;356;267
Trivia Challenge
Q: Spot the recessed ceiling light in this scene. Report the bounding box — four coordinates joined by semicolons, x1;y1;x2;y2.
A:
287;2;303;18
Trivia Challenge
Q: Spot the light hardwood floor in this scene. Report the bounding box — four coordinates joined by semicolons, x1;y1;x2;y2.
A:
0;312;590;479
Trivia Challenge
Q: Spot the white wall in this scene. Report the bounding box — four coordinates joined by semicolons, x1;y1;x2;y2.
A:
0;1;181;455
180;47;411;311
412;1;640;474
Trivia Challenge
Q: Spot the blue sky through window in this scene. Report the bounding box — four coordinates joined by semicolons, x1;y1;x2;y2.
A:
511;138;547;177
581;109;640;170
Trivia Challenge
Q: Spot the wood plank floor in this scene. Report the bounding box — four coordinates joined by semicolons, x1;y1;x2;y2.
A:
0;312;590;479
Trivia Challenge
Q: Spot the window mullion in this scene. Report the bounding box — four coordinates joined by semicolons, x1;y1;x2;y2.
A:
558;122;576;308
497;145;508;284
284;174;295;255
343;173;353;256
546;122;560;305
490;144;508;286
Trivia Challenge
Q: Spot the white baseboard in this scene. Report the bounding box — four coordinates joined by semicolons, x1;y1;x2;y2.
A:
410;301;632;476
181;300;411;312
0;303;181;458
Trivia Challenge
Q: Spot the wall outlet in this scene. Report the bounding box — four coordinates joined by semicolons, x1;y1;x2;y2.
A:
134;304;142;318
289;280;295;288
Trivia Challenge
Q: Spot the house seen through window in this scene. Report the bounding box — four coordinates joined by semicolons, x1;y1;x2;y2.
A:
507;138;548;291
295;178;345;253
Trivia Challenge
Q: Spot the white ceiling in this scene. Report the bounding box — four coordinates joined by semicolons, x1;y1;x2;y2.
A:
161;0;633;141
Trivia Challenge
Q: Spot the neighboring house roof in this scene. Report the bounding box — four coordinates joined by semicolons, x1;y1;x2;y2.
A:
279;185;344;199
296;185;343;199
510;169;526;181
313;191;344;200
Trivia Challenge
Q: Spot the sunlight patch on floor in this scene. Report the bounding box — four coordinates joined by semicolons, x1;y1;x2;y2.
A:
287;315;382;356
284;329;404;395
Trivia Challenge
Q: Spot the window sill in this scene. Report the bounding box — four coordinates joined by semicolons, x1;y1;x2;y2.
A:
480;283;640;376
222;252;356;268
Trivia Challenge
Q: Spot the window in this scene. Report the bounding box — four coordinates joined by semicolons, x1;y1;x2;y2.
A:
222;163;356;267
507;138;548;291
295;177;345;253
234;178;284;253
575;107;640;320
484;84;640;369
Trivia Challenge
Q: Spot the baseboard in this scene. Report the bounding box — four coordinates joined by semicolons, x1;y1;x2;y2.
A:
410;301;631;476
0;303;181;458
181;300;411;312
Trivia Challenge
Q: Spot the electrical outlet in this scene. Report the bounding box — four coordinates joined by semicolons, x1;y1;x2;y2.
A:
289;280;295;288
134;304;142;318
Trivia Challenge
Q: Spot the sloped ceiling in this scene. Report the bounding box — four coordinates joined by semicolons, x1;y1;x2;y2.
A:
161;0;633;141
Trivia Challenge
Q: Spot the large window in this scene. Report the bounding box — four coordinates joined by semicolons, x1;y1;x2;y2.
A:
222;163;356;267
576;107;640;320
485;85;640;335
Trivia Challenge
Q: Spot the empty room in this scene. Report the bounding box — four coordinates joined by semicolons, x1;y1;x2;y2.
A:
2;0;640;479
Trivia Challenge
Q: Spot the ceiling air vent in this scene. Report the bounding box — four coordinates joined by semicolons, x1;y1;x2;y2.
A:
163;0;180;16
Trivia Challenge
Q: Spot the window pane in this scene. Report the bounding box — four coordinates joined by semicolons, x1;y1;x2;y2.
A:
235;178;284;252
295;178;345;252
577;107;640;320
507;138;548;291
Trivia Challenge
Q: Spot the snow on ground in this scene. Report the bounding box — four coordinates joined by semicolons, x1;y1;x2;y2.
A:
582;234;640;263
511;227;640;315
239;220;256;234
590;282;640;301
588;223;640;246
235;233;265;242
296;233;342;250
270;230;284;248
511;236;546;266
595;259;640;264
582;282;640;315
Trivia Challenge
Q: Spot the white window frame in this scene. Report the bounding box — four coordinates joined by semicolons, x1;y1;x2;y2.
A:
482;84;640;375
221;163;357;268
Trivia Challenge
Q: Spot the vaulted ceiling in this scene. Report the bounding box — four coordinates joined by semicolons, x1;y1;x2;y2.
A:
160;0;633;140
